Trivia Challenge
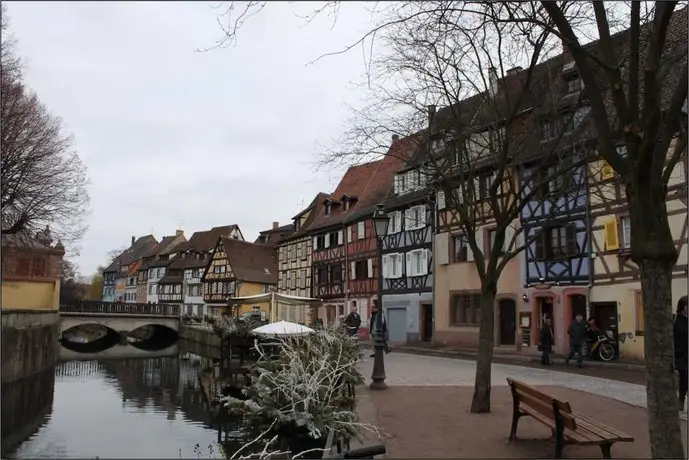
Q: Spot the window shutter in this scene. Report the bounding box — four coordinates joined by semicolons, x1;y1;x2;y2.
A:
358;221;365;239
403;209;412;231
600;161;615;180
604;218;620;250
324;233;330;248
535;231;545;260
367;258;373;278
347;226;352;243
421;249;429;275
337;230;343;245
437;190;446;210
395;255;403;278
313;236;318;250
350;261;356;280
436;232;450;265
382;255;389;279
406;252;413;277
418;205;427;227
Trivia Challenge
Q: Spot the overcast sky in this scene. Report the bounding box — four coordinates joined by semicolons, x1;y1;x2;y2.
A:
6;1;375;276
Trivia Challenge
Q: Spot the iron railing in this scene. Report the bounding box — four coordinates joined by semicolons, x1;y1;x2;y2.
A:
60;301;180;317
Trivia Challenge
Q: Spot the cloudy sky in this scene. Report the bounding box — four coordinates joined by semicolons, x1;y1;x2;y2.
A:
6;1;375;275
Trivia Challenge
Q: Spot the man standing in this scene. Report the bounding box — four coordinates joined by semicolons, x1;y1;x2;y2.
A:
539;317;554;365
344;306;362;336
566;314;586;368
674;295;688;412
369;305;390;357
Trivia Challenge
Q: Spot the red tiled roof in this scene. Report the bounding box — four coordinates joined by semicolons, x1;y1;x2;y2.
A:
221;237;277;284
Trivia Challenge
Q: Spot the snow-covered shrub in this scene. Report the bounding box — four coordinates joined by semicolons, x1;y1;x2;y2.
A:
222;327;366;457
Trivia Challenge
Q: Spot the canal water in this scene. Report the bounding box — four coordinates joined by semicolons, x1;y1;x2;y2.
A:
2;344;223;459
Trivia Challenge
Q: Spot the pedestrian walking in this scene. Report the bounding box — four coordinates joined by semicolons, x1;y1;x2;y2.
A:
565;314;586;368
369;306;391;358
674;295;688;412
539;317;554;365
344;306;362;337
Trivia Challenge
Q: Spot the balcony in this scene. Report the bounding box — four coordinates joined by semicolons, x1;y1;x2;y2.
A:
158;293;182;302
203;293;228;304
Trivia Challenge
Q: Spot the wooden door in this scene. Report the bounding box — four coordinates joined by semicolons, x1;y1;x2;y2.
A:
499;299;516;345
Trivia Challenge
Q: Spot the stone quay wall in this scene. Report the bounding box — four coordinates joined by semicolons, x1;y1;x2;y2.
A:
1;310;60;384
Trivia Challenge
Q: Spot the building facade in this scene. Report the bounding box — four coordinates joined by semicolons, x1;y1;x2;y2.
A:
380;163;434;344
589;140;688;360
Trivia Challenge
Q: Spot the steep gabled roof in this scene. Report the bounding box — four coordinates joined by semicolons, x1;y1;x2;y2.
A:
104;235;158;274
306;138;413;232
254;223;295;246
177;225;241;253
221;237;277;284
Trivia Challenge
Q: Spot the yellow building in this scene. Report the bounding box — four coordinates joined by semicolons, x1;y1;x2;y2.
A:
202;236;277;316
1;236;65;311
275;193;328;323
589;140;688;360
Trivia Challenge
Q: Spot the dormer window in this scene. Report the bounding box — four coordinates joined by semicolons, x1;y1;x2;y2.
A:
343;200;350;211
324;201;331;215
394;174;406;194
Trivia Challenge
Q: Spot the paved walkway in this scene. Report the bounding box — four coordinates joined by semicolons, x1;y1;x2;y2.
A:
357;353;687;421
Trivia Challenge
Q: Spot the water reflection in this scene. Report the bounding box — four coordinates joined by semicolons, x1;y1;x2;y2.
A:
3;347;222;459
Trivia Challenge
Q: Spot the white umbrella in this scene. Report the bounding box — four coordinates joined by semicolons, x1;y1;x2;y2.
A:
251;320;315;337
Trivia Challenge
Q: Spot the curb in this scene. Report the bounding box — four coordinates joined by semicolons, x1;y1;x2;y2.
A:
363;345;646;372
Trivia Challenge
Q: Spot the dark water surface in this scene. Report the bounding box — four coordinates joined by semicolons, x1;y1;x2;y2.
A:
3;348;221;459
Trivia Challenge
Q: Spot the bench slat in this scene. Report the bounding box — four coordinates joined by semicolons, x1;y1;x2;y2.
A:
572;413;634;442
508;378;577;431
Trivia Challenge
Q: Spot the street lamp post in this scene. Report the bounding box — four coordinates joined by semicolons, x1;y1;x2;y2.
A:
371;203;390;390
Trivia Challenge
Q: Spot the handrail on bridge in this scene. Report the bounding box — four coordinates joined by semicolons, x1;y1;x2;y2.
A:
59;301;180;317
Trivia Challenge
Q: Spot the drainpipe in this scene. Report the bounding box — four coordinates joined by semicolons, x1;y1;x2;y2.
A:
584;164;594;319
429;188;437;346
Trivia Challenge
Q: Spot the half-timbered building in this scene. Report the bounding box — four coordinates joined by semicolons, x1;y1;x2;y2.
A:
308;138;410;329
102;235;157;302
275;193;329;323
202;237;277;316
588;138;688;360
158;225;242;317
518;57;595;355
255;221;295;246
136;231;186;304
377;139;434;344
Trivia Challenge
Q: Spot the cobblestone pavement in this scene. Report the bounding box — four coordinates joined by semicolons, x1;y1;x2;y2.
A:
358;353;688;421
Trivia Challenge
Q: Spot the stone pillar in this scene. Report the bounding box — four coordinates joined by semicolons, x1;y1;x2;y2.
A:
118;331;129;345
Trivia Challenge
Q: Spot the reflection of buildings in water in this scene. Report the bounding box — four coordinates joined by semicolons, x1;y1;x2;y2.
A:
55;361;104;382
1;367;56;456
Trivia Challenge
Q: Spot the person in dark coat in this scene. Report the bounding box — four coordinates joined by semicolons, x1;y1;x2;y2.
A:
566;314;586;368
539;317;554;365
344;306;362;336
674;295;688;411
368;307;390;357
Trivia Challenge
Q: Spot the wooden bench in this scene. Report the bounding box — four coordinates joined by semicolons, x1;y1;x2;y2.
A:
506;378;634;458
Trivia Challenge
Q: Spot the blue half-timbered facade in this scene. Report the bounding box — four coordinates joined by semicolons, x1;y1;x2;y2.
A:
519;145;592;354
380;164;434;344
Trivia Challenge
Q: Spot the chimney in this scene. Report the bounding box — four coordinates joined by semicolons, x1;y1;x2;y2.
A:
272;221;279;230
175;229;183;237
488;67;499;97
391;134;400;143
427;105;437;129
131;236;136;246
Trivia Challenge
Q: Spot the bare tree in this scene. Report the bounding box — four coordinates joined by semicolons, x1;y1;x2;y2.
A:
1;10;89;247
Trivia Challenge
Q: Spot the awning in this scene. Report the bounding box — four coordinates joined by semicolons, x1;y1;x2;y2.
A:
226;292;322;306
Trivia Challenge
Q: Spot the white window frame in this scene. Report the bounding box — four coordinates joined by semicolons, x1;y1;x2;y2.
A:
621;216;631;249
383;253;403;279
405;205;426;231
388;211;402;234
357;221;365;239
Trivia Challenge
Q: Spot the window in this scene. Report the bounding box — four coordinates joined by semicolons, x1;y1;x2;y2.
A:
388;211;402;234
329;231;340;246
407;249;429;277
357;221;365;239
450;294;482;325
317;266;328;284
300;269;307;288
315;235;325;250
620;216;631;249
330;264;343;282
383;253;403;279
452;235;469;263
324;202;331;215
343;199;350;211
535;225;577;259
405;206;426;230
488;229;504;255
394;174;406;194
185;270;192;279
347;226;353;243
635;290;644;334
352;259;368;279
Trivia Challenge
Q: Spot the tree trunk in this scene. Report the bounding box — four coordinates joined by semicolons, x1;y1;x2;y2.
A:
471;284;497;413
627;182;685;459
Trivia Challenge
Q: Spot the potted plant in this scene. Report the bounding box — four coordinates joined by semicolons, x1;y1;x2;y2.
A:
222;327;366;459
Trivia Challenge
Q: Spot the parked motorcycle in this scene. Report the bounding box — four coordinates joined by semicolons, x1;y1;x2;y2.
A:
588;330;616;361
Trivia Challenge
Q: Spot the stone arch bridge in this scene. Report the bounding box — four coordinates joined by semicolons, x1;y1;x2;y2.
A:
60;301;180;336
